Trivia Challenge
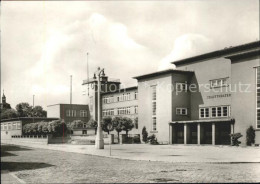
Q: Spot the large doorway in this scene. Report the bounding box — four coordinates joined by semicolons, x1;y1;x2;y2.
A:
201;124;212;144
172;124;184;144
215;123;231;145
187;123;197;144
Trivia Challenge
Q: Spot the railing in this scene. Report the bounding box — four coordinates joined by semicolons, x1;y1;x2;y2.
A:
82;78;120;85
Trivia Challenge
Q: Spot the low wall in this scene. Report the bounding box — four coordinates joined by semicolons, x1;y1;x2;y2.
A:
1;135;71;145
6;135;48;145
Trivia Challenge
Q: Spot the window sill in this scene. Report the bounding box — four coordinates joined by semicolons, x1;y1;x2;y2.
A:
150;131;158;133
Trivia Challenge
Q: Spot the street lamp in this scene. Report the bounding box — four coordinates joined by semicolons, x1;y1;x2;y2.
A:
93;67;105;149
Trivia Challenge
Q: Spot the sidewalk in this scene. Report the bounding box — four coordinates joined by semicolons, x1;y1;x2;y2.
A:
2;141;260;163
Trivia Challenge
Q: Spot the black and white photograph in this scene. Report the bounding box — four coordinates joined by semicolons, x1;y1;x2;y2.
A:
1;0;260;183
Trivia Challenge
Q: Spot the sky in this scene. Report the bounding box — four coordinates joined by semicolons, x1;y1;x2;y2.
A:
1;0;259;110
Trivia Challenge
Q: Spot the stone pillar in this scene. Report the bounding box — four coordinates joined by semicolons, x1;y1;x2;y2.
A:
212;123;215;145
230;123;234;145
109;134;114;144
197;123;200;145
184;124;187;145
169;124;172;144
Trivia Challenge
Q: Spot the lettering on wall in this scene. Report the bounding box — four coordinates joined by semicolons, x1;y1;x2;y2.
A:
207;94;231;99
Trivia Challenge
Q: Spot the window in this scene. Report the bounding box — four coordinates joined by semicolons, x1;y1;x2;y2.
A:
256;67;260;128
134;92;138;100
134;106;138;114
12;123;17;130
151;85;157;131
127;93;130;100
176;82;188;92
212;107;217;117
66;110;71;117
210;78;228;88
8;123;12;130
200;106;230;118
200;108;209;118
80;110;87;117
117;107;130;115
102;109;115;117
71;110;77;117
176;108;188;115
4;124;7;130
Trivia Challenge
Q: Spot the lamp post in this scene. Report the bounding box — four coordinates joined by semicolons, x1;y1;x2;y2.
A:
93;67;105;149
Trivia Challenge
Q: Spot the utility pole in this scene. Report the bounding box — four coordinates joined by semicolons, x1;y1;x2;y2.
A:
33;95;35;123
70;75;72;104
94;67;105;149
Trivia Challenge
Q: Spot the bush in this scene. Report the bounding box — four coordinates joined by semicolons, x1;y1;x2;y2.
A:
48;120;68;137
230;133;243;146
246;126;255;146
147;134;159;145
142;126;148;143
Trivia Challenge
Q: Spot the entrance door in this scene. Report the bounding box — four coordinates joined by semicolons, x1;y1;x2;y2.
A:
215;123;231;145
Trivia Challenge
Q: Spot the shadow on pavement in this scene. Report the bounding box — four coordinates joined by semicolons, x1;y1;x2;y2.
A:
1;145;32;152
1;145;31;157
1;162;54;172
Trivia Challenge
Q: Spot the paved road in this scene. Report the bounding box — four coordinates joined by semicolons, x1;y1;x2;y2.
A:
1;144;260;183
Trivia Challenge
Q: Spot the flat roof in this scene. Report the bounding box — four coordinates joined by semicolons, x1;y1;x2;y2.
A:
172;40;260;66
133;69;194;80
0;117;59;123
169;118;235;124
47;104;88;107
102;86;138;95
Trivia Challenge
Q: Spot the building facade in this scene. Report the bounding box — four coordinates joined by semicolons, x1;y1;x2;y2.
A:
83;41;260;145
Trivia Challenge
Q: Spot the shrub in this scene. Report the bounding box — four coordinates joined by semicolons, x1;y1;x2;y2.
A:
230;133;243;146
147;134;159;145
142;126;148;143
246;126;255;146
48;120;68;137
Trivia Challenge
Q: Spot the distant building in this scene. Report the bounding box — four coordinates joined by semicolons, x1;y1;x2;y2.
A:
0;91;11;111
47;104;90;135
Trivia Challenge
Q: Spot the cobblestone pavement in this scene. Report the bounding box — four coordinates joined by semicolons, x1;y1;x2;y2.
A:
1;145;260;183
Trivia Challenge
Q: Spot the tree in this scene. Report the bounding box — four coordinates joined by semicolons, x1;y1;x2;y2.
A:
246;126;255;146
142;126;148;143
32;106;47;117
87;118;98;134
121;117;134;137
15;103;47;117
69;120;84;129
48;120;67;137
112;117;123;142
0;109;18;119
16;103;32;117
101;117;113;134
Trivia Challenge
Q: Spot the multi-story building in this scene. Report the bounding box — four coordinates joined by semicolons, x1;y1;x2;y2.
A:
83;40;260;145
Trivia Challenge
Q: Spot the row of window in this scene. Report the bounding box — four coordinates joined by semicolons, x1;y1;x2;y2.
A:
151;85;157;131
103;92;138;104
102;106;138;117
66;110;87;117
175;78;229;92
200;106;230;118
257;67;260;128
1;122;21;131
